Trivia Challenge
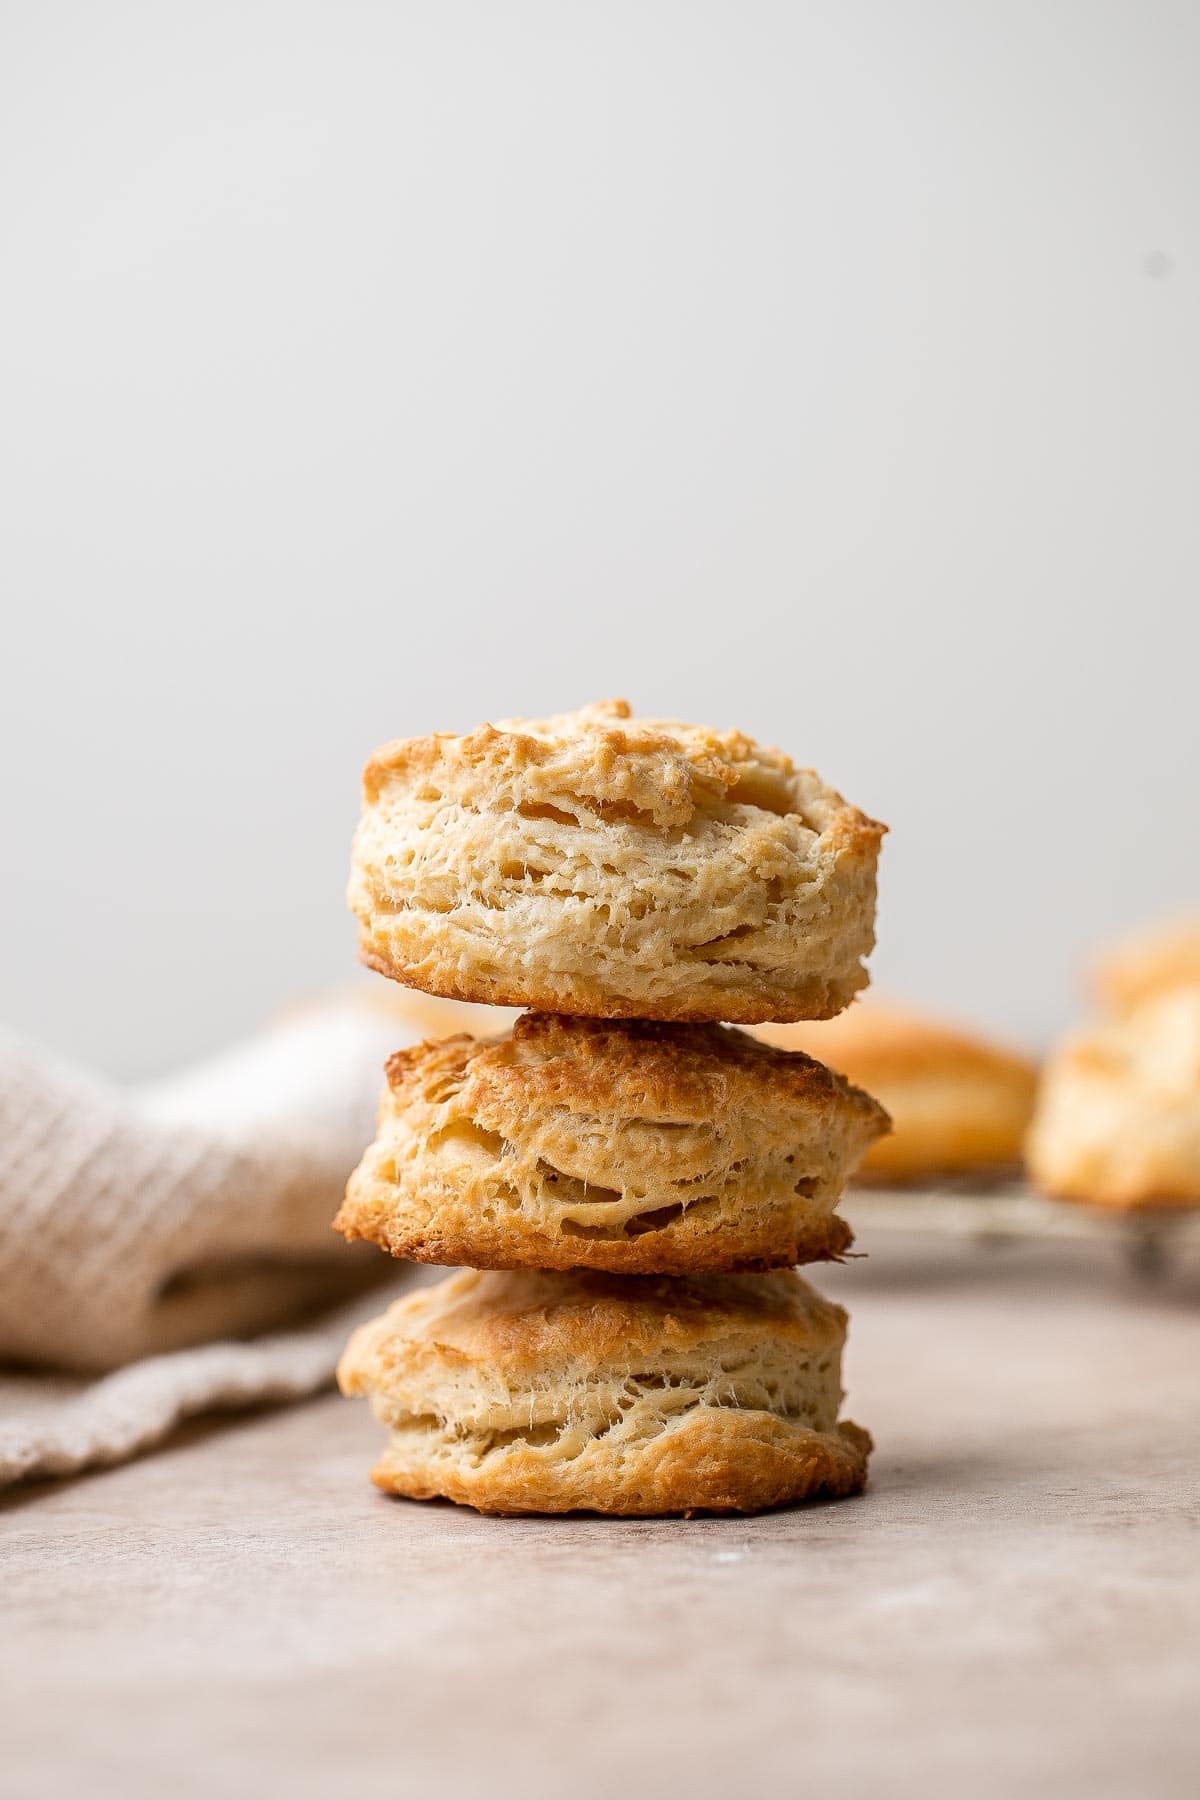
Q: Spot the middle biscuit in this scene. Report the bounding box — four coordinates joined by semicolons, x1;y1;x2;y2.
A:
335;1012;889;1274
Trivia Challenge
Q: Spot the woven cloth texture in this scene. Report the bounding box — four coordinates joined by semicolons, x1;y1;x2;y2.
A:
0;998;421;1485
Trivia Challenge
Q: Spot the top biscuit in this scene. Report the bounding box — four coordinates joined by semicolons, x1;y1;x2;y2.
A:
349;700;884;1023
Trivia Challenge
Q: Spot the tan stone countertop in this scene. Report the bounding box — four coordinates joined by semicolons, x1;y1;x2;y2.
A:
4;1230;1199;1800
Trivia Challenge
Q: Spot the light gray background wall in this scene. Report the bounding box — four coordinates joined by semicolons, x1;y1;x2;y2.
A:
2;1;1197;1077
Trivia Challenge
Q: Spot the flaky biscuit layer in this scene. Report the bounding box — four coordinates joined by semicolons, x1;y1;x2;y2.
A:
335;1014;888;1273
1027;988;1200;1208
338;1267;871;1515
348;700;884;1023
756;1003;1037;1181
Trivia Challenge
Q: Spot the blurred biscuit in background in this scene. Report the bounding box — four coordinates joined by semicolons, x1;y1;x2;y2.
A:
755;1002;1038;1183
1027;987;1200;1209
339;982;519;1042
1090;917;1200;1017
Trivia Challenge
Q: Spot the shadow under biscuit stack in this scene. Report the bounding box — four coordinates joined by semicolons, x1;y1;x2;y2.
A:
335;701;890;1515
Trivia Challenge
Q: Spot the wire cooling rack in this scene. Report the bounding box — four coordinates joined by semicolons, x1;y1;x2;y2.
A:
842;1178;1200;1279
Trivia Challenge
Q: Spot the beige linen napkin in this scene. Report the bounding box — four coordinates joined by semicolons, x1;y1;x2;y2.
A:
0;995;437;1485
0;1286;411;1486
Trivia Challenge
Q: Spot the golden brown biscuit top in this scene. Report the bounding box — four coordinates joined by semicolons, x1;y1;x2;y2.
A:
361;698;885;844
1091;919;1200;1018
756;1001;1037;1090
383;1011;889;1138
378;1267;848;1375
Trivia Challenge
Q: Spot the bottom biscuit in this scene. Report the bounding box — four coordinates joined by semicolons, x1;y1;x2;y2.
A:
338;1267;871;1516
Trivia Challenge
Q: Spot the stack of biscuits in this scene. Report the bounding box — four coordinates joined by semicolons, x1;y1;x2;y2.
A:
335;701;890;1515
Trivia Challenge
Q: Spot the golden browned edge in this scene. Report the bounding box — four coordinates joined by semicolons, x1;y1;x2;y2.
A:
358;700;885;831
431;1011;889;1123
367;1418;873;1517
347;1266;850;1367
361;700;735;808
334;1016;886;1271
337;1207;854;1275
357;944;869;1025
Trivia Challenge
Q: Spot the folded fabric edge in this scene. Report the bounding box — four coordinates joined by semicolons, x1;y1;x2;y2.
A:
0;1279;416;1488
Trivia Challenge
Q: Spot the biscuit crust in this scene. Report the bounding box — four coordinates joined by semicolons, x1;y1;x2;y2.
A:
756;1004;1037;1181
335;1014;889;1273
348;700;884;1024
1027;989;1200;1209
338;1267;872;1515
